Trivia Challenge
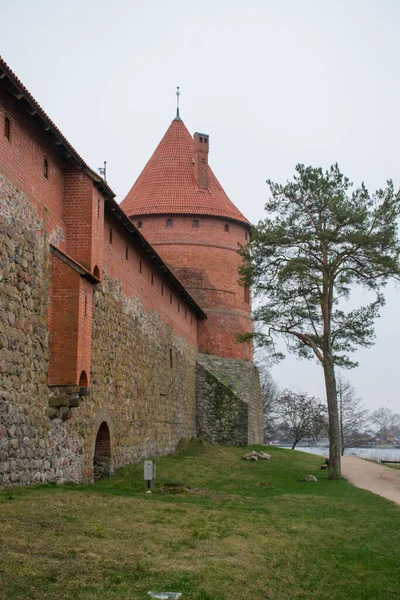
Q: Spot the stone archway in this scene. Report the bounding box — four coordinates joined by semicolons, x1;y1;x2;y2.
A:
93;421;111;480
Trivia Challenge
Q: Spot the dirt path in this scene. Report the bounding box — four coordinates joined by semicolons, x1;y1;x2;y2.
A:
341;456;400;506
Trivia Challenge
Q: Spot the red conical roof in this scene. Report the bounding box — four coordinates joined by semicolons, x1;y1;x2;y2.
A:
120;118;250;225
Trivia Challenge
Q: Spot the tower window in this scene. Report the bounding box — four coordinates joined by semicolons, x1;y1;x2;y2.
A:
199;136;203;142
139;260;142;273
151;272;154;285
44;158;49;179
137;221;142;229
178;301;180;312
203;137;208;144
170;293;173;304
161;283;164;295
84;296;87;317
245;231;248;240
192;219;199;228
185;309;187;319
125;245;129;260
97;199;100;217
169;349;173;369
166;218;173;228
224;223;229;233
4;116;10;141
109;228;113;243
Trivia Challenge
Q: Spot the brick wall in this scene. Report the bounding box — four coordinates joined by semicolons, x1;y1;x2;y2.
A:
132;215;252;360
104;210;198;344
0;88;66;249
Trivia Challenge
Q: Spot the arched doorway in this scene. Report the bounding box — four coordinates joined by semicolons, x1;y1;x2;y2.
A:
93;421;111;480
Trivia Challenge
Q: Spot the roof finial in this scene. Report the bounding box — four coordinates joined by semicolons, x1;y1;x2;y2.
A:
174;86;181;120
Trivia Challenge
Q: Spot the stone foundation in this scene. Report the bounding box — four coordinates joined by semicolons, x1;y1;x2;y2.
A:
196;353;263;445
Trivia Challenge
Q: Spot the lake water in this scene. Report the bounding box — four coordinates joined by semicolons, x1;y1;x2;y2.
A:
287;446;400;462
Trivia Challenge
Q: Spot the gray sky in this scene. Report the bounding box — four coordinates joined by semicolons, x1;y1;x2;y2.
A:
2;0;400;413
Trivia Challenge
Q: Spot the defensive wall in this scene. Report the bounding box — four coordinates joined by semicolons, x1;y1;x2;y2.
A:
0;58;263;487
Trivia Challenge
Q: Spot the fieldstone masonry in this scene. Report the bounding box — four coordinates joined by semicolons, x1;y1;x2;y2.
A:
0;174;198;486
196;353;263;445
0;175;82;485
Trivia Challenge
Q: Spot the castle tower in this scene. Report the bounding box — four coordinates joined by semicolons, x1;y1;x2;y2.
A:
121;115;253;362
121;112;263;445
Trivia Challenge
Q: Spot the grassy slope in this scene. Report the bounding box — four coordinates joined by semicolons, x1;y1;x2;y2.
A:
0;442;399;600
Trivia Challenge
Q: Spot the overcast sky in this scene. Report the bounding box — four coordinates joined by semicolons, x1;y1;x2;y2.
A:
2;0;400;413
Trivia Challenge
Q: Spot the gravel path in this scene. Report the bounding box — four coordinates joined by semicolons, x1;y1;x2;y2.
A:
341;456;400;506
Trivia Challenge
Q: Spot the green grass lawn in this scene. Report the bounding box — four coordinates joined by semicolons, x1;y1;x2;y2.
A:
1;441;399;600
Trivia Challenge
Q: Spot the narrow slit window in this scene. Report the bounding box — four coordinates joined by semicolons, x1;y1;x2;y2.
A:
44;158;49;179
224;223;229;233
137;221;142;229
178;301;180;312
4;116;10;140
185;309;187;319
166;218;173;228
161;283;164;295
84;296;87;317
139;260;142;273
245;231;248;240
151;272;154;285
97;199;100;218
170;293;173;304
109;228;113;243
192;219;199;228
169;349;173;369
125;245;129;260
191;315;193;325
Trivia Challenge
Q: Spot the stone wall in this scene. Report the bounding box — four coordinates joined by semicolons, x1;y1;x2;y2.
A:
196;353;263;445
0;173;197;486
196;363;248;445
0;173;82;485
67;273;197;481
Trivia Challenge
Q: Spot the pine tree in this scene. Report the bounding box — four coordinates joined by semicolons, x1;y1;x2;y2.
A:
240;164;400;478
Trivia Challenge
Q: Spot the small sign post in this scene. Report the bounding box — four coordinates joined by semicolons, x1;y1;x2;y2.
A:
144;460;156;489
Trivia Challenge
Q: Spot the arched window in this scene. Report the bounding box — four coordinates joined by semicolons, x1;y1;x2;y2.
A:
224;223;229;233
79;370;88;387
166;218;173;228
93;265;100;279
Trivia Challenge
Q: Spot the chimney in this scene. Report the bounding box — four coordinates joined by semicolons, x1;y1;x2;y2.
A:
193;132;209;190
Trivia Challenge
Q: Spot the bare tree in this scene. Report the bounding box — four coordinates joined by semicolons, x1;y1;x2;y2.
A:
277;390;327;450
337;374;369;455
258;367;280;442
370;407;400;443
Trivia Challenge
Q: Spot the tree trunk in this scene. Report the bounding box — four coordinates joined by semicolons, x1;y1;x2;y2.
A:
291;440;298;450
323;358;341;479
